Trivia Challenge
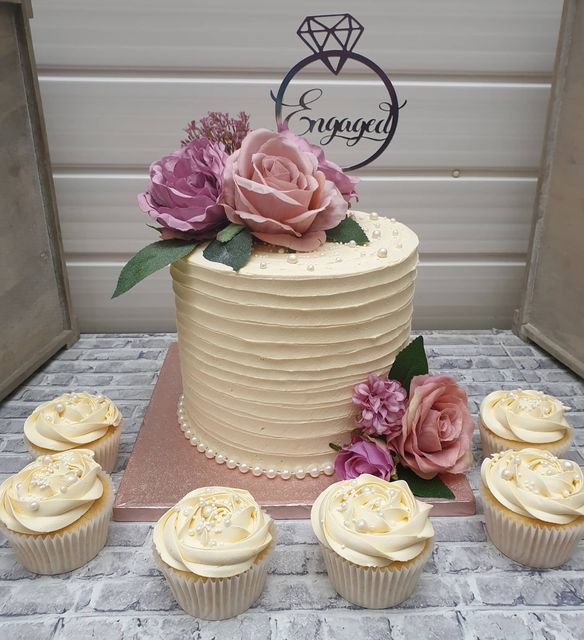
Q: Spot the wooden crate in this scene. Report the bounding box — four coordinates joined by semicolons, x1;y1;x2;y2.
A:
515;0;584;377
0;0;78;400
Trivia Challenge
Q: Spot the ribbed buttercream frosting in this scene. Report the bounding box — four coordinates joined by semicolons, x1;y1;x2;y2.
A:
171;212;418;472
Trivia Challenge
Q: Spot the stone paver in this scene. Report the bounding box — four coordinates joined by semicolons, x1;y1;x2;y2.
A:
0;331;583;639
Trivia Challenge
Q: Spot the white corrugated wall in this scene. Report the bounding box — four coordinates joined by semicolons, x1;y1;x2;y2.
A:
30;0;563;331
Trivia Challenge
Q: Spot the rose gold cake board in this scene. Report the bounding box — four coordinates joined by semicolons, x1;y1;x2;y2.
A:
114;343;475;521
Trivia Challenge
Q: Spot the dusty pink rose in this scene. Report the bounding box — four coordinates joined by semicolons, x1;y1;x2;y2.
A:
280;129;359;202
138;138;227;240
394;374;474;479
220;129;347;251
335;437;395;481
353;374;407;439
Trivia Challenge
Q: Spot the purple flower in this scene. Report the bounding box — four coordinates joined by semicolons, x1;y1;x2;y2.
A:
280;128;359;202
353;373;407;439
335;437;394;481
138;138;228;240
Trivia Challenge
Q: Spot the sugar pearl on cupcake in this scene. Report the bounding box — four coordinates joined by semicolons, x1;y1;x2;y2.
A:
355;519;368;532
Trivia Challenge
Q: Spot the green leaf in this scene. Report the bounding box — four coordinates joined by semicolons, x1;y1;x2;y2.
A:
396;465;455;499
326;217;369;245
217;223;246;243
329;442;342;452
112;239;197;298
388;335;429;393
203;227;253;271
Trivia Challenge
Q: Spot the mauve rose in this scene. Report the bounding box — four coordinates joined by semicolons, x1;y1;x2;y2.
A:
138;138;227;239
394;374;474;479
221;129;347;251
335;437;395;481
280;129;359;202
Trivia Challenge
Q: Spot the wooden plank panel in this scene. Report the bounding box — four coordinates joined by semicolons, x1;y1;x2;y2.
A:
516;0;584;378
416;260;525;329
66;261;526;332
39;78;550;170
0;2;77;400
55;174;536;256
30;0;562;76
71;262;175;333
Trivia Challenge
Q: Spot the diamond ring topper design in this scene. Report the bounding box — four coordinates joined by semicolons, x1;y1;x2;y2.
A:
273;13;404;172
297;14;364;75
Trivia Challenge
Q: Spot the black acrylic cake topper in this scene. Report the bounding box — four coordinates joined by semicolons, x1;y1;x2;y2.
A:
272;13;405;171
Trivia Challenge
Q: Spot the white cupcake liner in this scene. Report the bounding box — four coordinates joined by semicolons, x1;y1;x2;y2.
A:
25;426;121;473
481;483;584;568
320;539;433;609
86;427;121;473
478;419;571;459
1;473;114;575
154;537;275;620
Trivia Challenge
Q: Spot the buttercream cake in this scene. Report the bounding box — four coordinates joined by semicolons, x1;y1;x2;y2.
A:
171;211;418;479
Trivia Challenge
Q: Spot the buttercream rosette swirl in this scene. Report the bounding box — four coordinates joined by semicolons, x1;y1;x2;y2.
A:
153;487;273;578
0;449;104;534
311;474;434;567
481;449;584;525
480;390;571;444
24;392;122;451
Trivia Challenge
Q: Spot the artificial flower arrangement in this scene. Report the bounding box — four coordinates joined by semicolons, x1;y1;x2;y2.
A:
113;112;364;297
331;336;474;498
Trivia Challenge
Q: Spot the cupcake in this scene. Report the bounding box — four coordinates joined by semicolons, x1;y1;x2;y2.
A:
479;389;572;458
0;450;114;574
153;486;274;620
311;474;434;609
24;392;122;473
480;448;584;568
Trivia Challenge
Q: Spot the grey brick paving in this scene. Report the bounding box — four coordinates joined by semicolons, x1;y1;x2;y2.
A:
0;331;583;639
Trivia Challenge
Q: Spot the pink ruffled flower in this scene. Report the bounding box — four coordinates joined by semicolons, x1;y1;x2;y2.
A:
394;374;474;479
280;129;359;202
220;129;347;251
335;436;394;481
352;373;407;439
138;138;228;240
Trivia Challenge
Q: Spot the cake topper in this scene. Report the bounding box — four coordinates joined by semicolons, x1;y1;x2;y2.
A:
272;13;405;171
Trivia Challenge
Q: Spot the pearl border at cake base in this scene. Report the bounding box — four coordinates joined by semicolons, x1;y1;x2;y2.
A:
177;395;336;481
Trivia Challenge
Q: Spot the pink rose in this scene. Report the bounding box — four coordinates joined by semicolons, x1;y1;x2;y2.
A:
280;129;359;202
394;375;474;479
220;129;347;251
138;138;227;240
335;437;395;481
353;373;407;438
